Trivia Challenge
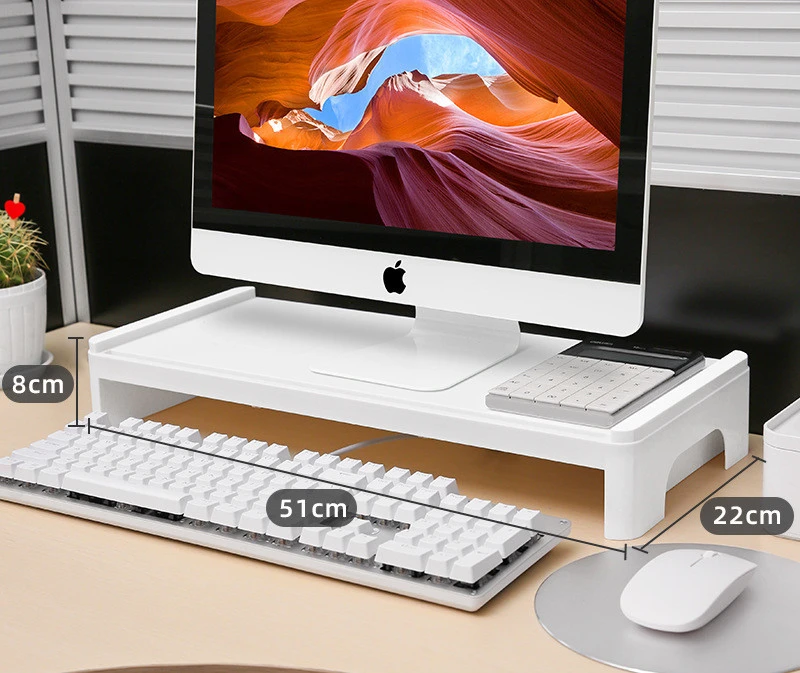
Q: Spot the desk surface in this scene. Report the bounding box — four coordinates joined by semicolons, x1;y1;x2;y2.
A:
2;324;798;673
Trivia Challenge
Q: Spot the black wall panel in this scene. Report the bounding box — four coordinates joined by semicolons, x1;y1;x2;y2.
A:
76;142;800;430
0;143;64;330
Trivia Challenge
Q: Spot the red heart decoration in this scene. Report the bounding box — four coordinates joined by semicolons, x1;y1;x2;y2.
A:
4;200;25;220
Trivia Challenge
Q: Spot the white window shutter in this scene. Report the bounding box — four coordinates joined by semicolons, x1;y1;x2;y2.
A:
44;0;800;194
0;0;50;149
652;0;800;195
53;0;196;149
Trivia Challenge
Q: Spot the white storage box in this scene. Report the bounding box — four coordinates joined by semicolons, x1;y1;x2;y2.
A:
764;399;800;540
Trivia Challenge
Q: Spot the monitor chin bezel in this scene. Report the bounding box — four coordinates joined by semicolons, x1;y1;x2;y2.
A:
191;227;645;336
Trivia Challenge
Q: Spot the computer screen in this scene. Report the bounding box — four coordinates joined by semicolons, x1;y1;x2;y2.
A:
213;0;625;252
192;0;657;340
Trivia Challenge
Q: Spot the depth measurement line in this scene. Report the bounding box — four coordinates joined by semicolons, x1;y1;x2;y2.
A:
633;456;764;553
94;425;627;555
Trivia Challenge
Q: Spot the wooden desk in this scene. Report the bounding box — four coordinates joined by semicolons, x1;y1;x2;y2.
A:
2;324;798;673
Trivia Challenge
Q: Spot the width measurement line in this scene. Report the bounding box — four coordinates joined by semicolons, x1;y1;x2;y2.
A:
93;425;627;556
633;456;765;553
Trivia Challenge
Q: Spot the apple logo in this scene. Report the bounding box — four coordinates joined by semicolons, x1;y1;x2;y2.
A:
383;260;407;294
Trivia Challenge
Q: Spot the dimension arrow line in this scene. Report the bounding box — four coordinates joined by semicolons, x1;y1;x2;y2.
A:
66;337;85;429
633;456;764;553
93;424;627;555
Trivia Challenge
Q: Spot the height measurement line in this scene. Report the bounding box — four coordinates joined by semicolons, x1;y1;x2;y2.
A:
92;424;627;555
67;337;85;428
633;456;764;553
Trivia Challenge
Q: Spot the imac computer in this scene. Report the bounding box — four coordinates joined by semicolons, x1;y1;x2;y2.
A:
192;0;659;391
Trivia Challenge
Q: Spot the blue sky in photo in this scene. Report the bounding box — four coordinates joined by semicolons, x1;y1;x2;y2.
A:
304;34;506;132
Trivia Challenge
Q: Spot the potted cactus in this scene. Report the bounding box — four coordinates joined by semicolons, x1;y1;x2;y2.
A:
0;194;48;375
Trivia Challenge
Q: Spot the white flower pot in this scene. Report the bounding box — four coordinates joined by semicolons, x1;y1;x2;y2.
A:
0;268;47;376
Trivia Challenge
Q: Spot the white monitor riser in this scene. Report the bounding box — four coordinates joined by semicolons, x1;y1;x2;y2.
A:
88;288;750;541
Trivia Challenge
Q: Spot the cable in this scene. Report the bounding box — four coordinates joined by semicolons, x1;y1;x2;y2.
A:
331;433;414;456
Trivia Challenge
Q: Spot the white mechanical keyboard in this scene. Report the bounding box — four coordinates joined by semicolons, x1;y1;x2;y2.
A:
0;413;570;611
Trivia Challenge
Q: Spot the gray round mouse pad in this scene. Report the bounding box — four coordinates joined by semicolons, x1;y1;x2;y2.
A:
535;544;800;673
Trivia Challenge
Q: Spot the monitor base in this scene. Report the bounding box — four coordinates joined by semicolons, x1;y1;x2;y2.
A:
309;307;521;392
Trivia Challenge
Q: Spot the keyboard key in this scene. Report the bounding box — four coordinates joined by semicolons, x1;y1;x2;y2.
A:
395;529;424;545
15;461;48;483
366;478;392;495
184;498;219;521
473;520;502;535
345;519;374;535
239;508;269;534
38;466;70;488
425;551;458;577
463;498;492;518
459;530;488;548
202;433;228;450
276;460;303;474
294;450;319;464
435;524;462;541
429;476;458;496
314;454;340;469
230;493;256;509
337;457;362;474
449;514;476;530
424;509;451;525
319;469;367;489
370;496;399;520
358;462;385;480
228;464;255;480
29;440;65;456
484;527;533;557
15;447;57;464
409;519;439;536
444;541;474;556
512;508;541;529
210;503;246;527
138;421;163;436
322;528;356;553
119;417;143;433
418;534;448;552
450;549;503;584
84;411;110;427
222;436;248;452
411;488;440;506
347;534;379;559
300;527;333;547
384;467;410;483
375;541;431;572
354;492;377;515
395;502;428;524
155;424;181;439
389;483;415;500
440;493;468;512
406;472;433;489
265;521;301;542
255;455;279;469
297;463;323;479
63;471;189;515
175;427;202;444
487;503;517;524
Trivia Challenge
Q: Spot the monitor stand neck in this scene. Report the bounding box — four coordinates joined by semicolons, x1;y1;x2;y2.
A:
310;307;521;392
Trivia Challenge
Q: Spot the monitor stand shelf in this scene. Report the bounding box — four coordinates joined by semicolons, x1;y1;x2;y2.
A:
88;288;750;541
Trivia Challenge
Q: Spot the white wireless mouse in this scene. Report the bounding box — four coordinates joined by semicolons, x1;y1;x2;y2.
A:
620;549;757;632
